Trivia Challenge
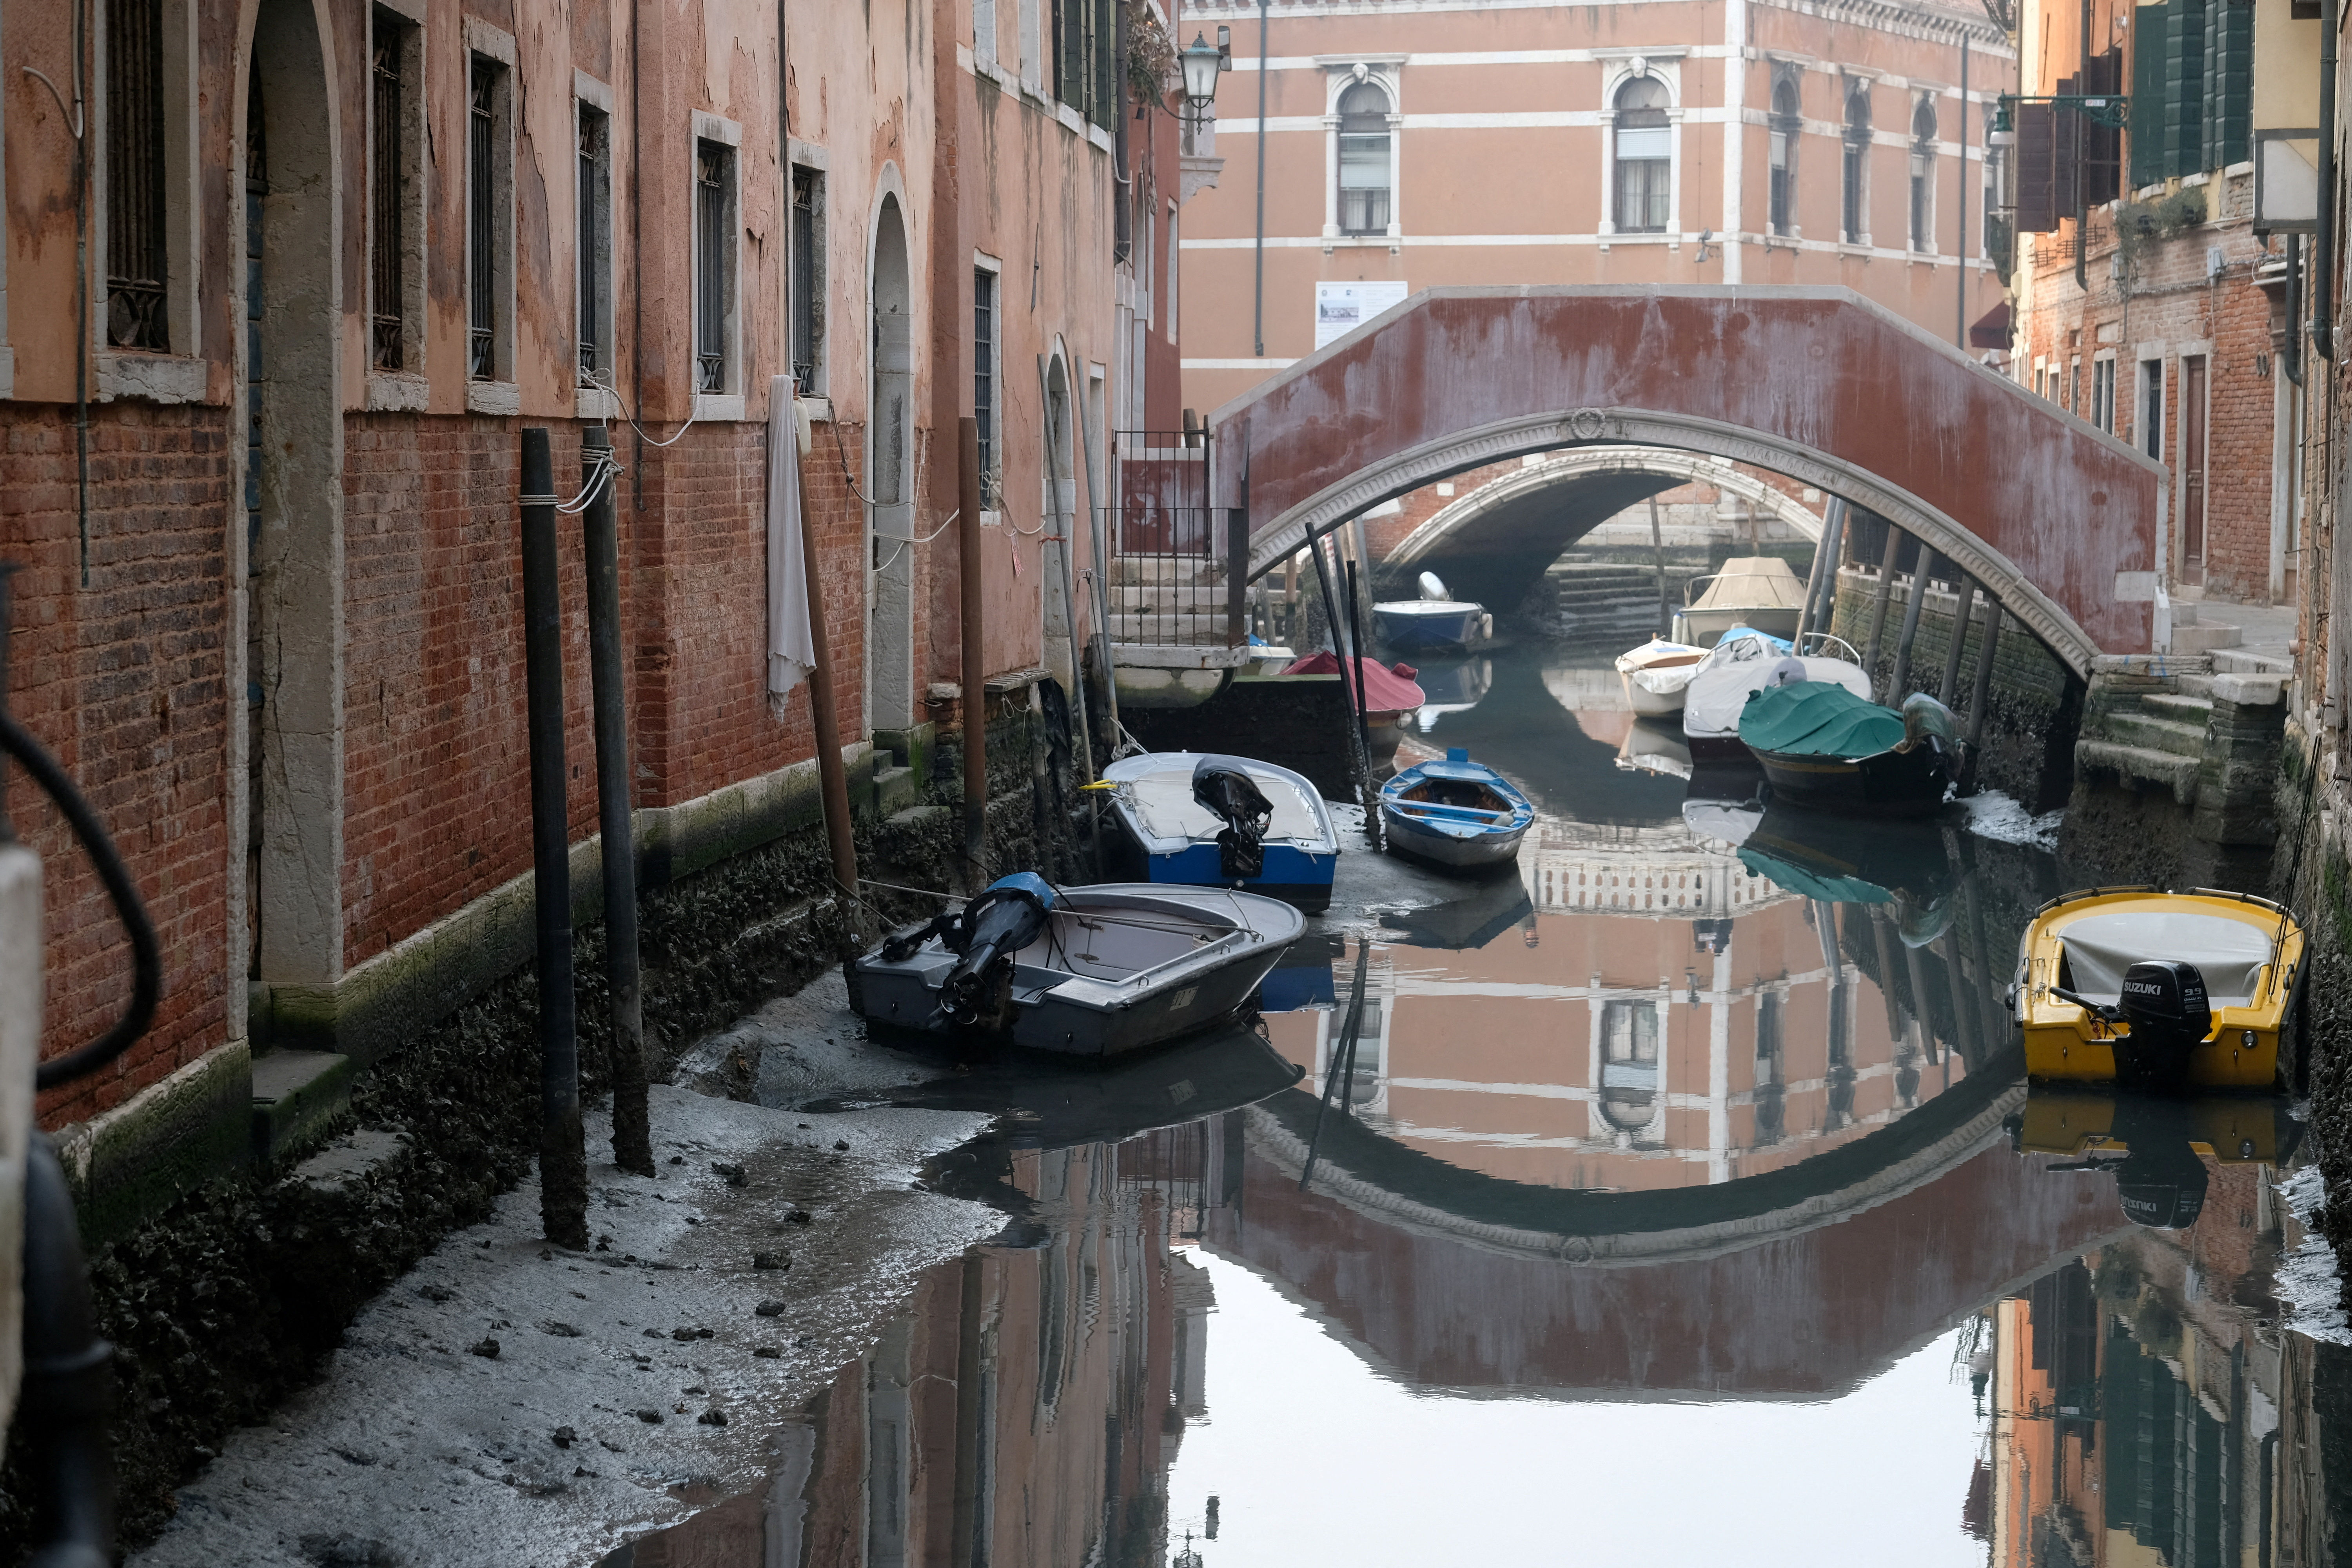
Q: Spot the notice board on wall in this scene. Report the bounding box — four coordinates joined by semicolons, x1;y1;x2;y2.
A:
1314;281;1410;349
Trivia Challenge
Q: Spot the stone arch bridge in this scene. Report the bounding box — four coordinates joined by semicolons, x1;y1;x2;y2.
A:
1207;286;2167;675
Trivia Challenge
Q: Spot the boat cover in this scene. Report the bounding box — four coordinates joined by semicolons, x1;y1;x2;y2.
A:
1683;636;1870;739
1120;760;1330;846
1690;557;1808;613
2060;910;2277;1007
1615;638;1710;695
1739;680;1906;759
1281;652;1428;712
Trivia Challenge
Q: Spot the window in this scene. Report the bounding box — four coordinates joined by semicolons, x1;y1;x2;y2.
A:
789;165;825;394
467;54;509;381
2091;355;2115;433
2068;358;2080;414
693;138;737;395
1599;999;1660;1132
1841;78;1872;245
1768;73;1801;237
1337;81;1393;236
1908;97;1936;254
105;0;169;350
2139;359;2163;459
1613;76;1671;234
1053;0;1114;126
368;9;418;372
974;265;998;496
975;0;996;71
577;103;611;387
2128;0;2251;185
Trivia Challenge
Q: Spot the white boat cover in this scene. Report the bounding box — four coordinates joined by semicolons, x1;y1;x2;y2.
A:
1682;799;1762;848
1108;758;1331;849
2059;909;2276;1006
1689;557;1808;614
1683;638;1871;740
1614;638;1710;696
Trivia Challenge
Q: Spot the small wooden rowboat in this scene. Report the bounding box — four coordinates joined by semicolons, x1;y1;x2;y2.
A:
1378;748;1535;871
848;875;1305;1058
2010;886;2307;1089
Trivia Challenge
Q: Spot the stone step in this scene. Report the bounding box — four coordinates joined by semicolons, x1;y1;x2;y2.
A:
1108;584;1230;610
2169;619;2243;654
2141;691;2216;720
874;765;920;815
2075;739;2201;806
2104;710;2208;757
2212;648;2292;675
1110;611;1233;639
1111;557;1225;587
251;1048;354;1167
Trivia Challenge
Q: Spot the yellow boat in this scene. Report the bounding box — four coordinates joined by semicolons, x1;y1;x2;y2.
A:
2012;886;2305;1089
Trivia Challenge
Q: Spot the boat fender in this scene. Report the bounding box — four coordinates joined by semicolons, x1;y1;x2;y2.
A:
939;874;1058;1025
1191;757;1274;880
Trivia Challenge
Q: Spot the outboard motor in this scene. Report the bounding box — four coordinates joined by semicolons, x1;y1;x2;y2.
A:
937;873;1057;1027
2114;959;2212;1088
1191;756;1274;881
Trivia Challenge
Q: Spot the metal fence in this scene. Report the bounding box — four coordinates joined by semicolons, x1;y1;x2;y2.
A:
1109;430;1246;648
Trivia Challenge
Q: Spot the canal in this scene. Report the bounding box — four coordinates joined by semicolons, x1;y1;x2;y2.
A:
604;639;2346;1568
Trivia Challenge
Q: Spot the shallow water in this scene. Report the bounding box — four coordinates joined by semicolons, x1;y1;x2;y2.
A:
604;640;2346;1568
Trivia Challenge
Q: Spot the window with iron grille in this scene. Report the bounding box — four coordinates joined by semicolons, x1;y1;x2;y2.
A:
694;139;735;396
790;165;824;395
974;267;998;498
105;0;170;350
1336;82;1392;236
1767;73;1800;237
577;103;611;387
468;56;504;381
1908;98;1937;254
369;9;411;371
1841;80;1872;244
1052;0;1113;124
1612;76;1670;234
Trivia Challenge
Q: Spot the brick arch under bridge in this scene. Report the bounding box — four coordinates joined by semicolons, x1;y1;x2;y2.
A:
1208;286;2167;677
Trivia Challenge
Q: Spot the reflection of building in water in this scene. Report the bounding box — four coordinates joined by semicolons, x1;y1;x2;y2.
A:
1266;846;1962;1192
606;1125;1229;1568
1983;1154;2352;1568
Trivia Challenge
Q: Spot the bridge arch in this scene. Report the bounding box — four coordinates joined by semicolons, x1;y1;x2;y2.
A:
1212;286;2166;677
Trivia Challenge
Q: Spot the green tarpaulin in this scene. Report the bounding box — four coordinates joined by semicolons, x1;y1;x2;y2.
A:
1738;680;1905;759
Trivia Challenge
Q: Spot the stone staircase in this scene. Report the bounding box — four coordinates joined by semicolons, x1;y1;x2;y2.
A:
2073;650;2289;843
1526;559;1694;643
2166;599;2250;655
1105;554;1236;647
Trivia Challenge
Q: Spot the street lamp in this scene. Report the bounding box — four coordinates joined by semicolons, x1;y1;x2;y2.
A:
1987;99;2014;148
1180;31;1226;123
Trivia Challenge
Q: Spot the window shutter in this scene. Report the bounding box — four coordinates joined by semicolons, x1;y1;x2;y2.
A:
2052;73;2082;218
2016;103;2059;231
2128;6;2168;189
2164;0;2205;178
2083;48;2123;205
2203;0;2251;171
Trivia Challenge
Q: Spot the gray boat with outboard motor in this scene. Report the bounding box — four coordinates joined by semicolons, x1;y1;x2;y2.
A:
846;872;1305;1057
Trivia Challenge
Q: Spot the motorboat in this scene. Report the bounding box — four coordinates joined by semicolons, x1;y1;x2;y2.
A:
2010;886;2307;1089
1680;628;1870;762
1613;637;1709;717
1096;752;1340;912
1738;682;1959;816
1671;556;1809;647
847;874;1305;1058
1374;570;1492;653
1378;747;1536;871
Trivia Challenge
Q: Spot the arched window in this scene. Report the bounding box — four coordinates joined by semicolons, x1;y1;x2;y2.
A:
1841;79;1872;245
1336;81;1392;236
1613;76;1671;234
1909;97;1938;253
1768;75;1802;237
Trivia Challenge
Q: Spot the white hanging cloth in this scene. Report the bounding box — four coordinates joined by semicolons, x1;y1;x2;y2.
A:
766;376;817;695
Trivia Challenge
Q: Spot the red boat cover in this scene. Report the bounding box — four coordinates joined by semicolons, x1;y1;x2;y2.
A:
1282;652;1427;713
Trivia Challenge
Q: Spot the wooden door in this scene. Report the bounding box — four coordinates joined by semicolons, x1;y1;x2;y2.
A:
2181;354;2208;584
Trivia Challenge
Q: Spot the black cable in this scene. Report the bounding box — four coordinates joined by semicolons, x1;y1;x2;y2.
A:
1;711;160;1091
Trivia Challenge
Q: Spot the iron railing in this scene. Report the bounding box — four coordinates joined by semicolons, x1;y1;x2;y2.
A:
695;142;729;394
370;16;405;371
577;107;607;384
467;58;497;381
105;0;169;351
1109;430;1246;648
789;167;821;394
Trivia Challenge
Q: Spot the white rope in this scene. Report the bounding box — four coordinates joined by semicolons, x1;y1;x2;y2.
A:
582;367;703;450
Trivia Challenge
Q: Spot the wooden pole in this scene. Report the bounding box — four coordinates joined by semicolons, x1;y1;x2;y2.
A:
958;417;987;886
796;413;860;904
1886;550;1937;702
1863;523;1902;681
1961;604;2005;792
1938;576;1978;705
1648;495;1671;638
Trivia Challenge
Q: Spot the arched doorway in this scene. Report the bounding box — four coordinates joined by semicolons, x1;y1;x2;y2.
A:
866;195;914;734
241;0;343;1000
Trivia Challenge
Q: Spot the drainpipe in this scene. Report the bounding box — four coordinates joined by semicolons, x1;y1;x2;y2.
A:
2314;0;2336;363
1721;0;1746;286
1251;0;1267;357
1957;43;1969;350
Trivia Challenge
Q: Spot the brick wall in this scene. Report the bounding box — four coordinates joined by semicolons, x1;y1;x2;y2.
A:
5;402;233;1127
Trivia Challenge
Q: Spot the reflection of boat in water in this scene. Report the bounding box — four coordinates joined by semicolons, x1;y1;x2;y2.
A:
2009;1083;2301;1229
2013;887;2305;1089
1737;808;1958;932
1413;655;1494;732
1377;874;1539;950
1672;556;1808;647
1741;683;1959;817
1616;715;1693;779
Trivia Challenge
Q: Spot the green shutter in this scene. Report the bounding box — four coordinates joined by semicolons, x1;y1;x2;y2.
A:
2206;0;2252;171
2129;7;2168;190
2164;0;2205;178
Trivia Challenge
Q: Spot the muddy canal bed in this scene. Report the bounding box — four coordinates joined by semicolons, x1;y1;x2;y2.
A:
161;642;2352;1566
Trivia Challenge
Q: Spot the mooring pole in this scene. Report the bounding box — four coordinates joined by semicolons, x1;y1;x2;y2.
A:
1938;575;1978;707
795;416;860;907
1344;555;1383;847
520;428;587;1249
1795;505;1831;644
958;417;987;886
1804;498;1849;645
1961;605;2005;791
1648;495;1671;639
1301;937;1370;1189
1307;533;1372;839
579;423;652;1176
1863;523;1901;683
1886;550;1937;703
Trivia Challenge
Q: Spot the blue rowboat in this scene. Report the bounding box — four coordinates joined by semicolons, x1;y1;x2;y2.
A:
1095;752;1340;912
1379;748;1536;871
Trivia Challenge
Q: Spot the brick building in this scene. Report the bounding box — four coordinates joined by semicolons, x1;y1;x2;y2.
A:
0;0;1185;1215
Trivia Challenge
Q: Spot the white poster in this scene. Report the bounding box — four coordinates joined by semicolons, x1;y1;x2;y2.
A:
1314;281;1410;349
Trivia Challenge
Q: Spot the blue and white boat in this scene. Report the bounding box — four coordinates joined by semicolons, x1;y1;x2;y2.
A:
1095;753;1340;913
1379;748;1536;871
